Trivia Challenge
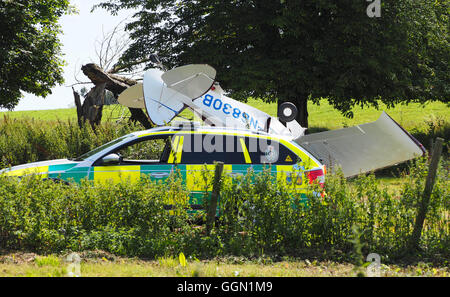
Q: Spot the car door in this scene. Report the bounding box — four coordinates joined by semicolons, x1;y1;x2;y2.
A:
175;132;253;210
90;134;174;184
246;135;304;189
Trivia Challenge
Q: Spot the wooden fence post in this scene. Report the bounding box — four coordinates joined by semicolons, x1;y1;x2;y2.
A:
206;162;224;235
408;137;444;252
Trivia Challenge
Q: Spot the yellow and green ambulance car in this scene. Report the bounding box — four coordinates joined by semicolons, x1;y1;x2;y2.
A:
1;124;326;209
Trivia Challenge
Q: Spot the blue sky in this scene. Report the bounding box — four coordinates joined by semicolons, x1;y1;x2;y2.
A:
6;0;136;111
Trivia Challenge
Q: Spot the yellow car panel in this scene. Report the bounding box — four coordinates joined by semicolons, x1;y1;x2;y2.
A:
168;135;184;164
276;165;306;190
186;164;232;191
4;166;49;179
93;166;141;183
239;138;252;164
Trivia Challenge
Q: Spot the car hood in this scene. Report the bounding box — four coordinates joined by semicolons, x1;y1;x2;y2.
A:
0;159;79;177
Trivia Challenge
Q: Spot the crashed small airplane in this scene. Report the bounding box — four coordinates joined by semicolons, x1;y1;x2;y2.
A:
118;63;425;178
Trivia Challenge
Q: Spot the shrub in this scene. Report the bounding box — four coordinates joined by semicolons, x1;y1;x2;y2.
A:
0;117;141;167
0;157;447;262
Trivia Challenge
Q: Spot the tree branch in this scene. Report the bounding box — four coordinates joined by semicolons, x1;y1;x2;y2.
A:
108;57;152;74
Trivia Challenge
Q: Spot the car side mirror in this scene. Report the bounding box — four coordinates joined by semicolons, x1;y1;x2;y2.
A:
101;153;121;165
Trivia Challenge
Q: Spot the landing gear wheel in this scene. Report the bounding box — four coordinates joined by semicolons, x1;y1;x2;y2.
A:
278;102;298;122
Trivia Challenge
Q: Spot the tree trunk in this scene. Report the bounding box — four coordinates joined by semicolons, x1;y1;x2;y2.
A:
81;63;134;95
129;107;152;129
85;83;105;128
80;63;152;128
73;83;106;129
296;97;309;129
73;87;83;127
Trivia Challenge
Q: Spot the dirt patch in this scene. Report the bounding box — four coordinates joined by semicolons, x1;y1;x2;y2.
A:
0;249;122;265
71;250;120;263
0;251;38;265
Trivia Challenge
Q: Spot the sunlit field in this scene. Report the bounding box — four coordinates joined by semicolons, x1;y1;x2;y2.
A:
1;99;448;133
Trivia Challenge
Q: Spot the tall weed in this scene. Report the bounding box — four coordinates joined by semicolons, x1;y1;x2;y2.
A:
0;117;140;166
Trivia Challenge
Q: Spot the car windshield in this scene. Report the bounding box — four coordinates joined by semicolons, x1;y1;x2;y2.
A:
73;135;132;161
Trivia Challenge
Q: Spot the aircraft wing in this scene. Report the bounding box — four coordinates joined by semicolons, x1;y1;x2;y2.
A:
295;112;426;177
162;64;216;100
117;83;145;109
142;65;216;126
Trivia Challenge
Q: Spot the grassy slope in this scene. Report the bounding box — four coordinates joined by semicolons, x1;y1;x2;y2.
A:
1;99;448;133
0;105;124;123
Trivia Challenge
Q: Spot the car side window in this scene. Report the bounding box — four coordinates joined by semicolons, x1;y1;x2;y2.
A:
180;134;247;164
112;136;172;164
246;137;298;165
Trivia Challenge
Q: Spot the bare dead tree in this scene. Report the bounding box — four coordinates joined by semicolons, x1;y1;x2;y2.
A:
72;20;151;129
73;83;106;129
80;63;151;128
94;21;148;77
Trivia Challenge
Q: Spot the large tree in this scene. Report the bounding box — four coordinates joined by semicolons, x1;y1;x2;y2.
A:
96;0;449;127
0;0;73;110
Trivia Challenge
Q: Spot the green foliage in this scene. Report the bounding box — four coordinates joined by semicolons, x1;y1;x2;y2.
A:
0;157;447;262
0;117;141;167
35;255;60;267
217;162;449;261
96;0;449;126
0;0;74;110
410;115;450;156
0;174;191;257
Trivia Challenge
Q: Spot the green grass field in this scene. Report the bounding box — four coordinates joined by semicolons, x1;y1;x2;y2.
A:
0;105;125;123
1;99;448;133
